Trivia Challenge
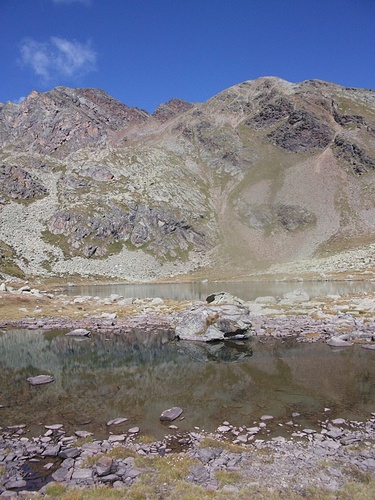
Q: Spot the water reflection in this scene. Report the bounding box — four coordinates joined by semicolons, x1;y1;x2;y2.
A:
1;329;375;440
63;280;375;301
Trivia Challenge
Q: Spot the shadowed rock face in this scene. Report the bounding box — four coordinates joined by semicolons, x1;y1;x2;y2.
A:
0;165;48;200
1;77;375;280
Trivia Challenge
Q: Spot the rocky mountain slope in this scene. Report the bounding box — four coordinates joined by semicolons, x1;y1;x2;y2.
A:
1;77;375;281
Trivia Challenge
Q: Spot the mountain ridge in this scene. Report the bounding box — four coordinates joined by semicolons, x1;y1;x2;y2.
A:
1;77;375;281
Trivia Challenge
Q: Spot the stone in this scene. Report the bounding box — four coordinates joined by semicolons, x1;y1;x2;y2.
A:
99;474;119;483
5;479;27;489
107;417;128;426
281;289;310;303
27;374;54;385
175;304;252;342
59;447;81;459
160;407;183;421
42;444;61;456
71;468;93;480
206;292;245;306
260;415;274;421
96;456;114;476
128;427;140;434
217;425;231;433
108;434;126;443
65;328;91;337
74;430;93;438
327;336;353;347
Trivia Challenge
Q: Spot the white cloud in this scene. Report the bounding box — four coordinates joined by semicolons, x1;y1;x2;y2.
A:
19;37;97;83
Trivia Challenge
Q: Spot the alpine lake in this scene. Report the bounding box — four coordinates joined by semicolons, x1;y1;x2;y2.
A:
1;280;375;441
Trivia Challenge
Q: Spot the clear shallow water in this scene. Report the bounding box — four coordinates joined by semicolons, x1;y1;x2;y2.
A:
1;328;375;440
64;280;375;301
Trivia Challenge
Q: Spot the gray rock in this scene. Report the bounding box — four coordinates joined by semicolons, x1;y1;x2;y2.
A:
175;304;252;342
65;328;91;337
52;467;71;482
4;479;27;489
197;447;223;464
128;427;140;434
74;430;93;438
96;456;115;476
42;444;61;456
99;474;119;483
71;468;93;480
107;417;128;426
27;374;54;385
59;447;81;459
327;336;353;347
160;407;183;421
206;292;245;306
108;434;126;443
188;464;210;484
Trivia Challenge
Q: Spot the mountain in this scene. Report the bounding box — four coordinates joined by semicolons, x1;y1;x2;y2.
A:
1;77;375;281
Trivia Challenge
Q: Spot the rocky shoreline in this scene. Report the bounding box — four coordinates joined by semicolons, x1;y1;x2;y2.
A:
1;284;375;497
1;411;375;498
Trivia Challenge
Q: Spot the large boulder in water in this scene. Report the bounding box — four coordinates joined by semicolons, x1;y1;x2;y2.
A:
175;300;252;342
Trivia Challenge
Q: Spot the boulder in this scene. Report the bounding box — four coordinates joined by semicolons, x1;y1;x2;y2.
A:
327;336;353;347
281;289;310;303
175;301;252;342
206;291;245;306
66;328;91;337
160;407;183;422
27;374;54;385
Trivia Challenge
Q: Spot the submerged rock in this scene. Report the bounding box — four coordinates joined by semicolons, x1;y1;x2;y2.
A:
27;374;54;385
327;336;353;347
66;328;91;337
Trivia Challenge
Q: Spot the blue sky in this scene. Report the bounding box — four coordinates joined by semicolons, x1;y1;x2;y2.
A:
1;0;375;112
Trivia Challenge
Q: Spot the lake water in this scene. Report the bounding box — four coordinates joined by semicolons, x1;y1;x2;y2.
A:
1;328;375;440
64;279;375;301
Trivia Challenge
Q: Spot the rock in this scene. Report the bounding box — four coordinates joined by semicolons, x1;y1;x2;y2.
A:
260;415;274;421
108;434;126;443
27;374;54;385
175;303;252;342
254;296;277;304
327;336;353;347
107;417;128;426
206;291;245;306
59;447;81;459
65;328;91;337
74;430;93;438
4;479;27;489
42;444;61;456
96;456;115;476
160;407;183;421
52;467;71;482
281;289;310;303
71;468;93;480
0;165;48;200
217;425;231;433
128;427;140;434
362;344;375;350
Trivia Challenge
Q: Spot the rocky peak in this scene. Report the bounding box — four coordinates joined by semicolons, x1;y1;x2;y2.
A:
0;87;150;158
153;98;194;122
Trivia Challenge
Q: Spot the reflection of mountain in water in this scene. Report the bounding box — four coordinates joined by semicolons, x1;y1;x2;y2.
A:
173;340;252;363
1;329;375;439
